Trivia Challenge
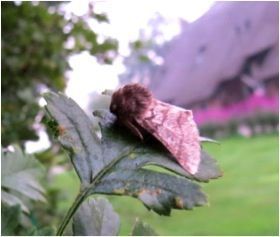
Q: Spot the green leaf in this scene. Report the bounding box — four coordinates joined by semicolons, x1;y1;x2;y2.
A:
26;226;56;236
43;92;222;234
1;190;29;213
44;92;102;186
38;227;56;236
1;204;21;236
73;197;120;236
94;169;207;215
1;145;46;213
131;218;158;236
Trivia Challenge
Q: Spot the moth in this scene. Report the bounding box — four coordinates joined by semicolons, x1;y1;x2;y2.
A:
110;83;201;174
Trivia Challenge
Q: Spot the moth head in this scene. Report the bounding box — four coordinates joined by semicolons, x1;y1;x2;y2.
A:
110;83;152;118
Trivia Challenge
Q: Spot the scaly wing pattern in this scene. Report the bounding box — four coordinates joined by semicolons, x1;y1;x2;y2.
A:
136;99;201;174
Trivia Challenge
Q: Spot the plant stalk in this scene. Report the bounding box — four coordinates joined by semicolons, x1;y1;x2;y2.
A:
56;190;87;235
56;147;136;235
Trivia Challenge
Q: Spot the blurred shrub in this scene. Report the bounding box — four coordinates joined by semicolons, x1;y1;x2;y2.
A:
254;112;278;129
1;145;57;235
1;1;118;147
1;145;46;213
199;112;278;138
227;119;239;135
200;123;222;138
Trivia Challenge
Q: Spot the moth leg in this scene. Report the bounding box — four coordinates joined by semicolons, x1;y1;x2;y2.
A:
123;119;143;140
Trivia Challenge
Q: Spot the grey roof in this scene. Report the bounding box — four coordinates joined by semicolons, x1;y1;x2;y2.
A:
151;1;279;106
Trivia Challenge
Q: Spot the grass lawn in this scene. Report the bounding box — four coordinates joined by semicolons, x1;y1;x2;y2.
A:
52;134;278;235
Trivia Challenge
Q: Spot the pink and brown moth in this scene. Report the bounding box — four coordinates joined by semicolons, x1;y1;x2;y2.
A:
110;83;201;174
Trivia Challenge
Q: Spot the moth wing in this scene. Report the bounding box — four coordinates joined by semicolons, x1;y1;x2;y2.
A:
136;99;201;174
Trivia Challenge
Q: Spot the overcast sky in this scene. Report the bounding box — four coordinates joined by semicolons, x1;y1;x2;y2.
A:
64;0;215;108
27;0;215;153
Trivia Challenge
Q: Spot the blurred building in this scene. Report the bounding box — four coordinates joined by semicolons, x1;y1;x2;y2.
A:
150;1;279;125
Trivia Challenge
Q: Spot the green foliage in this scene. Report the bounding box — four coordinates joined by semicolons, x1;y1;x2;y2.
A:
1;1;118;146
1;204;21;236
43;91;222;235
73;197;120;236
25;226;56;236
253;112;278;129
131;218;158;236
1;145;60;235
1;145;46;213
1;203;56;236
200;123;223;138
200;112;279;138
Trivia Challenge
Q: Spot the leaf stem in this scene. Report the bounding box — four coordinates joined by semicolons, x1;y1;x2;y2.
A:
56;147;136;236
56;189;87;235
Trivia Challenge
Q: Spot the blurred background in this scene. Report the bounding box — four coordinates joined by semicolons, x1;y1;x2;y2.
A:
1;1;279;235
